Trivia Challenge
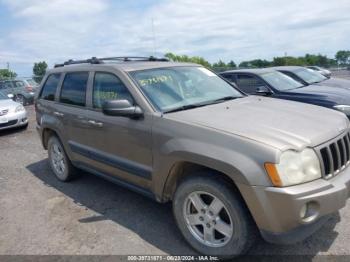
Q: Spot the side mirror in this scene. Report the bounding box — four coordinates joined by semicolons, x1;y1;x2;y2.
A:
7;94;14;99
256;86;271;96
102;99;143;119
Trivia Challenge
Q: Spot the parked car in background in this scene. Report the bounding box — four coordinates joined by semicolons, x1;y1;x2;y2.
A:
0;79;36;105
272;66;350;92
0;91;28;130
220;68;350;118
306;66;331;78
36;56;350;258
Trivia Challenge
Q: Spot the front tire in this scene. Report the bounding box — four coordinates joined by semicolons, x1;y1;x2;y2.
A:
173;174;257;258
48;136;77;182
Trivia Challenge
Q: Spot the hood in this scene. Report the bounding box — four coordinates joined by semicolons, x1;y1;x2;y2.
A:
317;78;350;89
284;84;350;105
0;99;21;111
164;96;349;151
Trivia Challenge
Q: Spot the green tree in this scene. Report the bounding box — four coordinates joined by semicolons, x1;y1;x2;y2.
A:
239;59;271;68
335;50;350;65
0;69;17;79
227;60;237;69
33;61;48;83
212;60;228;72
165;52;211;68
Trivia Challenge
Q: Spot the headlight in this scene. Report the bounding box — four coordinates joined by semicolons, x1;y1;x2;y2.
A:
265;148;321;187
334;105;350;115
15;105;25;112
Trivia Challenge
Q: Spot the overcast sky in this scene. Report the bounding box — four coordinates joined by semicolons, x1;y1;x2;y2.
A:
1;0;350;76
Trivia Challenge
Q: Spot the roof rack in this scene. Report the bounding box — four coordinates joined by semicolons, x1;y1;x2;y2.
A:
54;56;169;68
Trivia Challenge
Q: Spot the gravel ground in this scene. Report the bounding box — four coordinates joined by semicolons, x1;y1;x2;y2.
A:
1;86;350;259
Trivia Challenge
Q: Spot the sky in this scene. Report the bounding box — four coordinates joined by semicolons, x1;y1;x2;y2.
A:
0;0;350;76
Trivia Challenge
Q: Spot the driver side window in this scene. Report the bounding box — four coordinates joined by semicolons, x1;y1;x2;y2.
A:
236;74;266;94
93;72;133;108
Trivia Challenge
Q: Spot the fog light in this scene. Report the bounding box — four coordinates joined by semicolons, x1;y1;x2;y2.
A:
300;201;319;223
300;204;307;218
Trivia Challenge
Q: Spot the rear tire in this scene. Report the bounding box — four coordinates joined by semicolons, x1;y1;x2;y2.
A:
173;173;257;258
48;136;77;182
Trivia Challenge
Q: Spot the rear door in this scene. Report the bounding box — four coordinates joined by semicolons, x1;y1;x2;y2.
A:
54;71;91;164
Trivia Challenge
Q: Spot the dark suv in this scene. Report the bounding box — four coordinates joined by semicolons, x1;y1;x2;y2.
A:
35;57;350;258
220;68;350;118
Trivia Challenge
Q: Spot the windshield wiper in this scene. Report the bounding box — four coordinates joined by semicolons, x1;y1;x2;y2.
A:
163;104;203;113
163;96;241;114
209;96;241;103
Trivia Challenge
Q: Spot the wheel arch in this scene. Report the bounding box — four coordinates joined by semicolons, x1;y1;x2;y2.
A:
161;161;245;203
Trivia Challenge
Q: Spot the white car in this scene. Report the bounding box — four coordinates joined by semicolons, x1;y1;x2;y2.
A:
0;92;28;131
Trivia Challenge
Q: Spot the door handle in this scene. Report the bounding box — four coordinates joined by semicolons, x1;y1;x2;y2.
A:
53;111;64;117
88;120;103;127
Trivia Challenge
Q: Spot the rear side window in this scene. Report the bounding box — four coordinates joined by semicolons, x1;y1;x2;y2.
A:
222;74;237;84
2;81;13;89
40;74;61;101
281;71;302;83
60;72;88;107
14;81;25;87
93;72;133;108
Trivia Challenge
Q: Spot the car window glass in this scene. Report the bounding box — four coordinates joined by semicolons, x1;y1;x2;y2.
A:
261;71;303;90
93;72;133;108
221;74;235;82
40;73;61;101
13;81;25;88
294;68;327;84
281;71;303;83
131;67;242;112
60;72;88;106
3;82;13;89
236;75;266;94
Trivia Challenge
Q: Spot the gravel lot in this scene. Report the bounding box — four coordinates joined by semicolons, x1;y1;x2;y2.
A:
1;81;350;258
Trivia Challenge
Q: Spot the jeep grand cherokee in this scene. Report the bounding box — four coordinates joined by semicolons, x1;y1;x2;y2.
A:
35;57;350;258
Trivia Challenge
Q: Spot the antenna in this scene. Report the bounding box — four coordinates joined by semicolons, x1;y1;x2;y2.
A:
151;18;157;57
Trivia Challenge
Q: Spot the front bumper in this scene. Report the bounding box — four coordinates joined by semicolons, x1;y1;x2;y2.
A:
238;166;350;244
0;110;28;131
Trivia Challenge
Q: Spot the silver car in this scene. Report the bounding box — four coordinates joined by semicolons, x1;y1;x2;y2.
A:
307;66;331;78
0;92;28;131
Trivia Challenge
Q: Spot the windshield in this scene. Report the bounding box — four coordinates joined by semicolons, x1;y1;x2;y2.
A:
0;91;9;100
130;66;243;112
294;68;327;84
261;71;304;91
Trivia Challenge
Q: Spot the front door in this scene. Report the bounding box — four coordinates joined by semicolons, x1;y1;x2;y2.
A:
74;71;153;190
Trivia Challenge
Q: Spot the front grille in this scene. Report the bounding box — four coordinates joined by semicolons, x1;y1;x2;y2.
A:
0;119;17;128
318;131;350;178
0;109;8;116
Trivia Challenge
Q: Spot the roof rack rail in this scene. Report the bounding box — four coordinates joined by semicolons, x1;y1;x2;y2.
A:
99;56;169;62
54;57;102;68
54;56;169;68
